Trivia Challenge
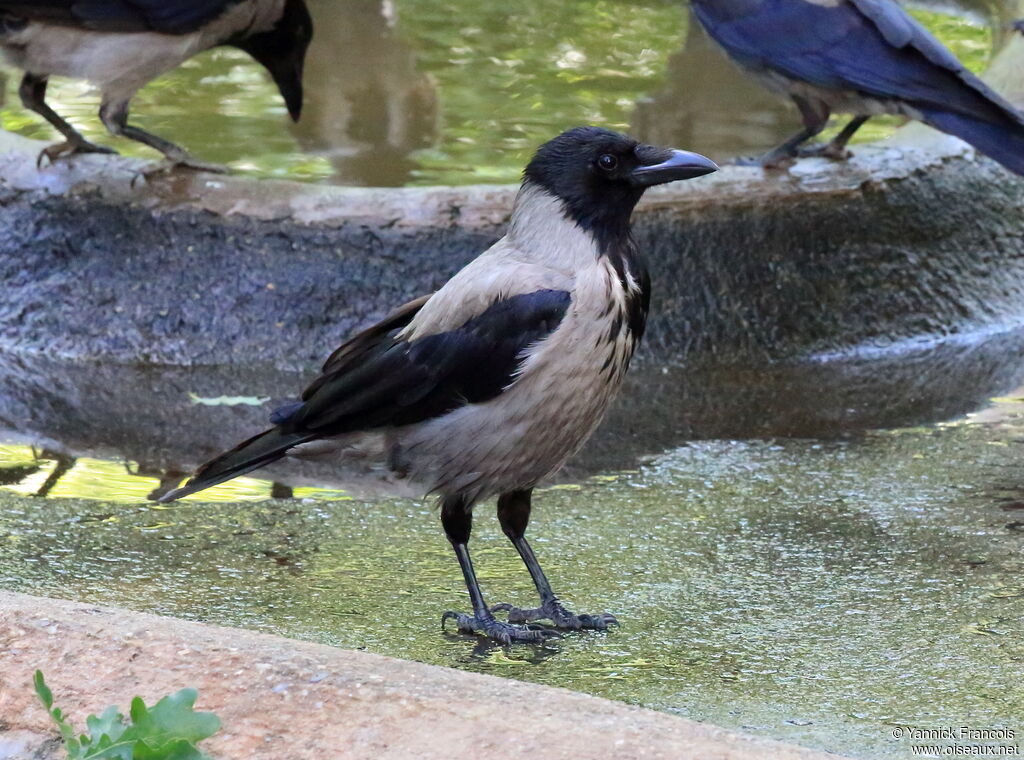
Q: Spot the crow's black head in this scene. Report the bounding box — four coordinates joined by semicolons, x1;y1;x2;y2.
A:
523;126;717;235
231;0;313;121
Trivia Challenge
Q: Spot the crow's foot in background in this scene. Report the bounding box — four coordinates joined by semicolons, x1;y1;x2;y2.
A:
169;156;229;174
796;142;853;161
132;157;230;187
491;600;618;630
144;156;229;176
441;610;560;643
732;153;795;169
37;139;117;168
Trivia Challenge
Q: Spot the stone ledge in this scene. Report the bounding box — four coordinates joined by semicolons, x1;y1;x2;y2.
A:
0;129;977;230
0;591;847;760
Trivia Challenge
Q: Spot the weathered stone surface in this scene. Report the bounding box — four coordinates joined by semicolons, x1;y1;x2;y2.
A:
0;591;846;760
0;129;1022;367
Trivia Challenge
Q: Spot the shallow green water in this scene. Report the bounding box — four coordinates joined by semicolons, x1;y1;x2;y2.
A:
2;397;1023;758
0;0;1000;185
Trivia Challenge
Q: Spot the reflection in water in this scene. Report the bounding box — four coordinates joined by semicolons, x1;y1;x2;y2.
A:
4;324;1024;501
0;1;1003;184
31;449;75;498
633;20;795;163
290;0;439;186
0;444;356;504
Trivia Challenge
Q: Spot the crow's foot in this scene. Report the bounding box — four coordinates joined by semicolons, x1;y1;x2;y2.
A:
796;142;852;160
131;157;229;187
441;610;559;644
732;153;794;169
37;139;117;168
142;156;229;176
168;156;229;174
491;599;618;630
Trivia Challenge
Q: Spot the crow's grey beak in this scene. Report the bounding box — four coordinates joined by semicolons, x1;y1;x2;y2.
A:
630;149;718;187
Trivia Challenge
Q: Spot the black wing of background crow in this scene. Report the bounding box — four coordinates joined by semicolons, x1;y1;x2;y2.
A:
692;0;1024;175
159;289;572;501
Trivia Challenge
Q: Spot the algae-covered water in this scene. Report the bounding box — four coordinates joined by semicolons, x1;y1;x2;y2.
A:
0;0;1005;185
2;376;1023;758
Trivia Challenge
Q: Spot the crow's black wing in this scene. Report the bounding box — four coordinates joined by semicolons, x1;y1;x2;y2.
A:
317;294;432;381
159;288;572;503
0;0;242;34
268;293;432;425
278;288;573;435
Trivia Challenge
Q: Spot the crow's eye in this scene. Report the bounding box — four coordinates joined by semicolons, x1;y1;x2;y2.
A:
597;154;618;171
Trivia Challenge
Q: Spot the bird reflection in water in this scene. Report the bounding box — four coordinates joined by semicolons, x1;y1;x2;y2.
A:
291;0;438;186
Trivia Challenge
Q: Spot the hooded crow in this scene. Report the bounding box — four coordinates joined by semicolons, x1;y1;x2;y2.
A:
157;126;717;643
690;0;1024;174
0;0;313;169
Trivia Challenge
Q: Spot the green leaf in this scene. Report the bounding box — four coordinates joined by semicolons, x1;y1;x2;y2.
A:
34;670;53;710
35;674;83;757
80;734;134;760
134;738;209;760
125;690;220;749
85;706;128;744
78;706;133;759
32;673;219;760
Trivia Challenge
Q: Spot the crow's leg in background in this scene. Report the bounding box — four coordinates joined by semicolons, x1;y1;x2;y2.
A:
490;489;617;630
19;73;117;167
738;94;830;167
99;99;227;174
440;493;558;643
798;115;870;160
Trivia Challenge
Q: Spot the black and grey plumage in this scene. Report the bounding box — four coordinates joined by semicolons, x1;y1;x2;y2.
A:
691;0;1024;174
0;0;313;169
158;126;717;643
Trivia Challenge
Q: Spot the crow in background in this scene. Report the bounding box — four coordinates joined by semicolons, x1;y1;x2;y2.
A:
691;0;1024;174
157;127;718;643
0;0;312;170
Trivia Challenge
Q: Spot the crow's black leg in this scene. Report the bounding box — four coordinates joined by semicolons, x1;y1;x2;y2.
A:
99;98;227;174
490;489;617;630
738;94;831;167
19;73;117;167
797;115;870;159
440;494;558;643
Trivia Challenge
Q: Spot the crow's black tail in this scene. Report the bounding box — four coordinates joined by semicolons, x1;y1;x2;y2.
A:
920;107;1024;177
158;428;313;503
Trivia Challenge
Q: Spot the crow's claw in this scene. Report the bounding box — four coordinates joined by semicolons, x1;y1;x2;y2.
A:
796;142;853;160
37;139;117;168
441;610;560;644
136;156;229;179
131;157;229;188
732;153;794;169
166;157;229;174
491;600;618;630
